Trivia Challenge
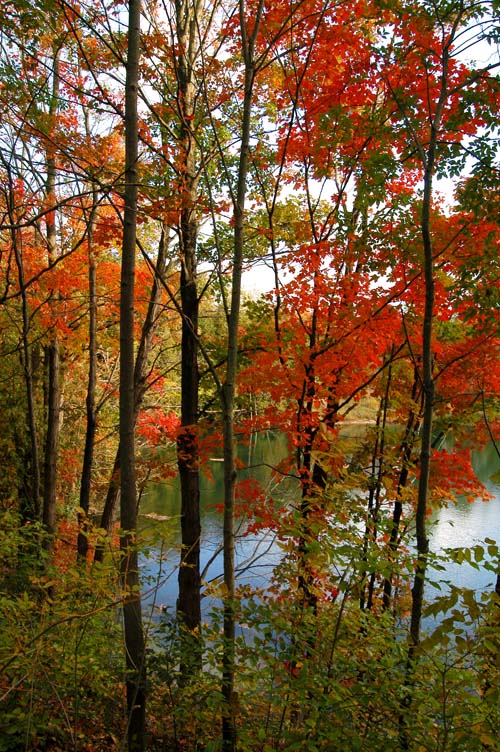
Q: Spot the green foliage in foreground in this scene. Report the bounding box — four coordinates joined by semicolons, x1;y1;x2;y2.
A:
0;513;124;751
0;510;499;751
148;587;500;752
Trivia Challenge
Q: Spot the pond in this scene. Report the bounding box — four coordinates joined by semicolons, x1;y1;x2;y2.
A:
140;432;291;613
428;441;500;593
139;433;500;616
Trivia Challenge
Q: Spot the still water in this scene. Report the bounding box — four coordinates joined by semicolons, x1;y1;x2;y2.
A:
140;433;290;611
140;435;500;613
428;442;500;593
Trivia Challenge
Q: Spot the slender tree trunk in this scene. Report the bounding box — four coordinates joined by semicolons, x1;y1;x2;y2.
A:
42;46;62;553
407;38;453;653
8;179;41;522
78;193;98;561
297;419;320;616
43;340;61;546
382;367;423;610
295;280;325;614
399;22;456;749
95;227;169;563
98;452;120;545
400;156;435;750
361;358;391;612
221;5;263;747
120;2;146;748
23;348;41;521
175;0;202;675
408;182;434;652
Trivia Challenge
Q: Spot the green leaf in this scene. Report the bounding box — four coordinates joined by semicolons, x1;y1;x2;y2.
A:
473;545;484;563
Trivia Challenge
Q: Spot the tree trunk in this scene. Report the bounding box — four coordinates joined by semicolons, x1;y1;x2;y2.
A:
382;367;423;610
400;155;435;750
120;1;146;748
175;0;202;677
42;45;61;553
407;39;453;655
8;185;41;520
78;194;98;561
361;359;391;613
398;18;457;749
221;5;263;747
95;227;169;563
42;340;61;549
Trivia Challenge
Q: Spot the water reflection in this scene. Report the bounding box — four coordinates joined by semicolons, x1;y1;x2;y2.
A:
140;431;293;611
428;442;500;593
140;434;500;613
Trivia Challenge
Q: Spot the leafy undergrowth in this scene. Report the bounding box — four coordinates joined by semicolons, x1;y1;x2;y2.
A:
146;584;500;752
1;512;499;751
0;513;125;751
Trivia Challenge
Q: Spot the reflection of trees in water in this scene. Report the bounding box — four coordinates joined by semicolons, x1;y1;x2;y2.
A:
427;443;500;599
431;443;500;539
140;436;500;615
472;442;500;490
140;431;293;605
141;431;292;520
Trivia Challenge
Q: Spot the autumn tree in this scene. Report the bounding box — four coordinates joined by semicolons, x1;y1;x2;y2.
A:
373;2;500;695
139;0;223;672
236;0;407;613
119;1;147;748
0;1;106;529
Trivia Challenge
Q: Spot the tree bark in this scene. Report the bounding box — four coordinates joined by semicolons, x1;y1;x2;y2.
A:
407;38;452;657
42;340;61;547
42;45;62;554
120;1;146;748
382;366;423;610
94;226;169;563
398;14;459;748
175;0;202;675
7;178;41;520
361;358;391;613
221;4;263;747
78;192;98;561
